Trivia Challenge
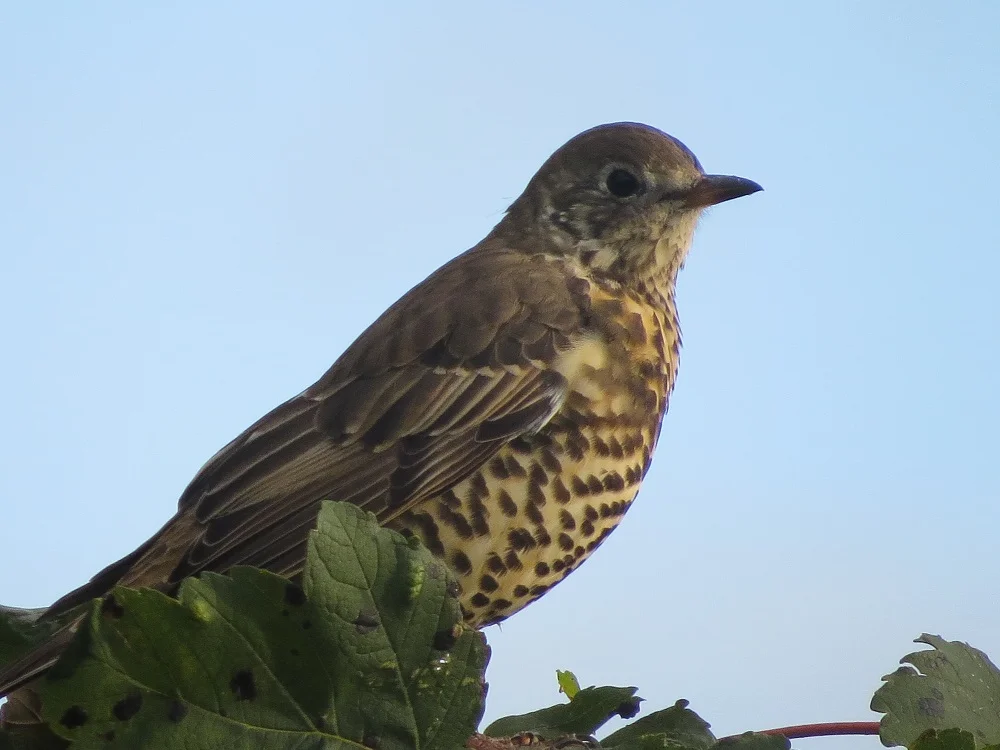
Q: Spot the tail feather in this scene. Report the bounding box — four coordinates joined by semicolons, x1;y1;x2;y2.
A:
0;623;78;699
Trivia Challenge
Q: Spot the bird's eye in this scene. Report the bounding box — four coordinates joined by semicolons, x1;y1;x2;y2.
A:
605;168;644;198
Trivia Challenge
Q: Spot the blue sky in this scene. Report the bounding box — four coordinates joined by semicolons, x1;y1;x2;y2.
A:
1;3;998;746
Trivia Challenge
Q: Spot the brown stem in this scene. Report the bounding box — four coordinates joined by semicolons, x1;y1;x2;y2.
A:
722;721;880;740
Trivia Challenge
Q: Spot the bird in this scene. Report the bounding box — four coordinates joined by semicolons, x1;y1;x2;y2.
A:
0;122;761;706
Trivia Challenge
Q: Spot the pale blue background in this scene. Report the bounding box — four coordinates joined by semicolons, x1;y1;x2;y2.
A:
2;4;998;747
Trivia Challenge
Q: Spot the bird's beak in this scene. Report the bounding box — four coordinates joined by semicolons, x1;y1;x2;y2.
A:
681;174;763;209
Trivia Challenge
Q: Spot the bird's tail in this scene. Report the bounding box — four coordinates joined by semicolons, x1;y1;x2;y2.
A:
0;619;79;700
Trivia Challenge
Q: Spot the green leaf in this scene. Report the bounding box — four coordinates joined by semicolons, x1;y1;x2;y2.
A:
484;685;639;739
872;634;1000;748
712;732;790;750
34;501;488;750
911;729;979;750
601;699;715;750
557;670;581;699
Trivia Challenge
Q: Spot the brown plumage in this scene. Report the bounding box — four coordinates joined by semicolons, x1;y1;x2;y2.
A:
0;122;761;706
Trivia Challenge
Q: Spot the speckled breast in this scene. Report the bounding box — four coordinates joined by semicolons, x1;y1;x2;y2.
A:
392;279;681;627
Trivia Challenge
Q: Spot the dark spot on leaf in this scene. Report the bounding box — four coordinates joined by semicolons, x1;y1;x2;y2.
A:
918;696;945;717
60;706;88;728
284;583;306;606
616;697;641;719
433;628;458;651
101;730;115;742
363;733;381;749
230;669;257;701
101;595;124;619
167;700;188;723
354;610;380;634
112;692;143;721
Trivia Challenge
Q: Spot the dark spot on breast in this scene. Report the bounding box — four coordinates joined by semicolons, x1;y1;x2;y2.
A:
525;496;544;524
497;489;519;517
540;448;562;473
452;550;472;574
599;503;612;518
552;559;565;572
438;501;474;539
552;477;572;504
488;457;510;479
60;706;88;728
534;525;552;546
571;476;590;496
603;474;625;492
167;700;188;723
592;437;611;457
508;527;537;551
560;509;576;530
504;550;522;570
624;465;639;484
501;457;525;479
469;494;490;536
529;463;549;487
486;553;507;574
535;561;550;576
284;583;306;607
433;627;458;651
566;432;588;462
470;592;490;608
440;488;461;508
113;692;143;720
353;610;380;634
584;505;599;521
101;594;125;619
491;598;513;612
574;546;586;558
471;472;489;499
587;476;604;494
607;436;625;459
529;583;550;597
230;670;256;701
581;519;595;537
480;574;499;593
513;585;529;597
558;533;574;551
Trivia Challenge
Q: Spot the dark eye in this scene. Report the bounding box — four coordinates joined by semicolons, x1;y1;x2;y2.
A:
605;168;643;198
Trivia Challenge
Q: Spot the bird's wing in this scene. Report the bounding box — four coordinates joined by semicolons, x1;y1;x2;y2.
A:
125;245;590;587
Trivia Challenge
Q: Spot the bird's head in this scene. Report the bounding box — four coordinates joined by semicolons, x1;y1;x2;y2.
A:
499;122;762;286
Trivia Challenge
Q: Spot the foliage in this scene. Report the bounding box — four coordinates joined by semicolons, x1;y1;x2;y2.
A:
0;503;997;749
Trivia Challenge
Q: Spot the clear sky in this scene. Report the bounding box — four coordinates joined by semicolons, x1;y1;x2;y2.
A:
1;3;998;747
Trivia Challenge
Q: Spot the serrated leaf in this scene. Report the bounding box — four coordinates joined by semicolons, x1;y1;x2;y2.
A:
601;699;715;750
712;731;790;750
484;685;639;739
558;670;581;699
34;501;488;750
872;634;1000;748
